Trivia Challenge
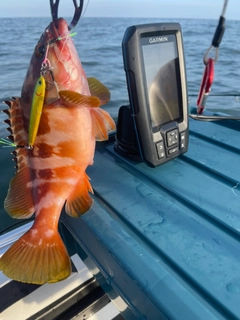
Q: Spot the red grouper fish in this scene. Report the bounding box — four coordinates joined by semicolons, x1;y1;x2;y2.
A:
0;17;116;284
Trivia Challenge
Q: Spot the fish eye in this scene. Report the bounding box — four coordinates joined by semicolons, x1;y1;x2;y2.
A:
35;43;45;59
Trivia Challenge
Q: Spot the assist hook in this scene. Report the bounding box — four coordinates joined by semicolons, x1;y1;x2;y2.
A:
50;0;84;30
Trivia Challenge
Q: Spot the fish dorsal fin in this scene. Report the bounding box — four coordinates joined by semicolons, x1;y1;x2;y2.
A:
3;98;35;218
91;108;116;141
87;77;110;105
59;90;100;108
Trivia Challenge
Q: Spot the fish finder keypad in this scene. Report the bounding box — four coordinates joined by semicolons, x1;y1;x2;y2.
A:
156;128;187;161
167;129;178;147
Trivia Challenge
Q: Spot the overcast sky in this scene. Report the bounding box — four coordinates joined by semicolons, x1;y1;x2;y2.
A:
0;0;239;20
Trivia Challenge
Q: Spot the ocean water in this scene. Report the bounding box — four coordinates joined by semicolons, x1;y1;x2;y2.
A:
0;17;240;232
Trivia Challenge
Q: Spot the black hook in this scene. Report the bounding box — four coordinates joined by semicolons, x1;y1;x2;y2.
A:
69;0;84;30
49;0;84;30
50;0;60;22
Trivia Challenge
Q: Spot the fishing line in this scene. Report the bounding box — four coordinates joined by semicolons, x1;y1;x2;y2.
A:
42;33;76;92
50;31;78;70
49;31;77;44
189;114;240;121
221;0;228;16
0;138;17;148
190;94;240;97
0;138;32;149
82;0;90;18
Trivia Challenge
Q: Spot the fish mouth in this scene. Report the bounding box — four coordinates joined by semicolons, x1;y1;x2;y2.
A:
54;18;69;35
44;18;74;86
47;18;69;43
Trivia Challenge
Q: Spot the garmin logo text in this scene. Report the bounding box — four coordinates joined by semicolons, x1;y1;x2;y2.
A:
149;36;168;44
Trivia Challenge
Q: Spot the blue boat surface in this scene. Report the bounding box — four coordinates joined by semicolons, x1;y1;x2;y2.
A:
1;109;240;319
60;110;240;319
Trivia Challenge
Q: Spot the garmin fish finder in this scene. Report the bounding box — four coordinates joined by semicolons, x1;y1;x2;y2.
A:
115;23;189;167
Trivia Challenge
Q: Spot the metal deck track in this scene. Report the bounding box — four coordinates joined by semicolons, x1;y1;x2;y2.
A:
0;223;122;320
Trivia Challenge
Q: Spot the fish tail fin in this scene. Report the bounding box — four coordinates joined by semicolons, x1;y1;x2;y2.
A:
0;225;71;284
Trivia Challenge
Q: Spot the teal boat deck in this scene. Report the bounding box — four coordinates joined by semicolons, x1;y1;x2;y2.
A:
62;116;240;320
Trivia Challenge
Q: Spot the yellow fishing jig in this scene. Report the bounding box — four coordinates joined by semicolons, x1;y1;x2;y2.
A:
28;75;46;148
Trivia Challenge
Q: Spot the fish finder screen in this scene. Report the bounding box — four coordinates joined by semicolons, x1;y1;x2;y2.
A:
141;34;183;130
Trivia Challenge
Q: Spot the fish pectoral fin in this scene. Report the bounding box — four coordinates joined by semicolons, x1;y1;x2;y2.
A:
0;226;71;284
4;155;35;219
59;90;100;108
65;173;94;217
91;108;116;141
87;77;110;105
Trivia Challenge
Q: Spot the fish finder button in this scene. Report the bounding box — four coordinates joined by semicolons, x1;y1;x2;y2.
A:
156;141;165;159
167;129;178;147
168;147;179;155
180;132;186;149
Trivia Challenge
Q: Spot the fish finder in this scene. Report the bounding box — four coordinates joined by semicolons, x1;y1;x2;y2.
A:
115;23;189;167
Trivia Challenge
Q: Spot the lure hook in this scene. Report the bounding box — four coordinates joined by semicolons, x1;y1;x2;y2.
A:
49;0;84;30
